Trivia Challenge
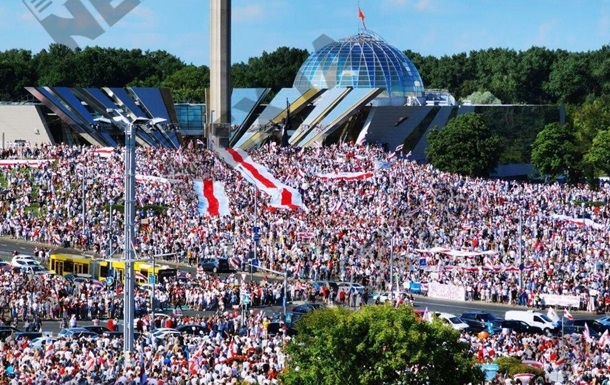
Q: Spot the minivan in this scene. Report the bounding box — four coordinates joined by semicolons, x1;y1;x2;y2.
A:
505;310;559;334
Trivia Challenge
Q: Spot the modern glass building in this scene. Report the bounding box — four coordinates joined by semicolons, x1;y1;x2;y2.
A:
293;30;424;105
175;103;205;135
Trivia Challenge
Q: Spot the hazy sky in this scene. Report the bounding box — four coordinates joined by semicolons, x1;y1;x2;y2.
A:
7;0;610;65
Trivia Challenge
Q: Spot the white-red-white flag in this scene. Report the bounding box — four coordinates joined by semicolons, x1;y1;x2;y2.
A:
194;179;230;217
599;329;609;348
564;308;574;320
316;171;374;181
270;186;308;212
216;147;286;196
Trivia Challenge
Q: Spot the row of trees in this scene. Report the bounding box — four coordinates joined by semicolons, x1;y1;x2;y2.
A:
2;42;610;105
0;44;307;103
426;94;610;185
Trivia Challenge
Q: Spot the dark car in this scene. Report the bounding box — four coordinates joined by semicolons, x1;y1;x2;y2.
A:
501;320;543;335
292;303;325;315
562;319;605;338
176;324;206;336
13;331;43;341
82;325;111;335
266;322;298;337
199;258;233;273
460;311;503;333
0;326;21;340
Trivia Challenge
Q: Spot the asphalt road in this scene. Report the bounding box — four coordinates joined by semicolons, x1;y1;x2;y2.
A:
0;237;601;336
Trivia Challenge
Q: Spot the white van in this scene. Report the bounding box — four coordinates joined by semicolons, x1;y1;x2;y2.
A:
505;310;559;334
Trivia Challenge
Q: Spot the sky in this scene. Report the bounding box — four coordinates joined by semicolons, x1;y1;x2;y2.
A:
5;0;610;66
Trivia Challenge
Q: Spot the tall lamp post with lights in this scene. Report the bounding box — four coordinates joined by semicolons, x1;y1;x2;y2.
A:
106;109;168;355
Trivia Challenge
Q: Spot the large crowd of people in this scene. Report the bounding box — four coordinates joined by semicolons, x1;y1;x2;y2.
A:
0;141;610;383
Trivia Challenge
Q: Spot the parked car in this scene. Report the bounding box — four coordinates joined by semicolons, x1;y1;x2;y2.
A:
11;255;38;265
0;326;21;340
58;328;98;338
82;326;111;335
11;259;40;269
460;311;503;333
30;336;56;350
13;331;43;341
199;258;233;273
505;310;559;335
336;282;365;294
435;312;470;331
501;320;544;334
148;328;180;342
176;324;206;336
563;319;607;337
292;303;325;315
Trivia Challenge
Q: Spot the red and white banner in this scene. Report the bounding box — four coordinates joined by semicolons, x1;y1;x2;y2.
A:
0;159;51;168
194;179;230;217
216;148;286;196
135;174;173;184
216;147;305;211
270;186;308;211
93;147;114;159
315;171;374;181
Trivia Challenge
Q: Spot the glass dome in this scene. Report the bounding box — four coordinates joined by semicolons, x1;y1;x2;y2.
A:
293;30;424;103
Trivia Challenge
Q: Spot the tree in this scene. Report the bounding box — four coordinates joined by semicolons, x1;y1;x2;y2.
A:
160;65;209;103
281;306;483;385
426;113;501;178
584;129;610;176
463;91;501;104
531;122;580;181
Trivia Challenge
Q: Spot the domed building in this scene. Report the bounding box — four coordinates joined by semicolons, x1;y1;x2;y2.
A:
293;30;425;106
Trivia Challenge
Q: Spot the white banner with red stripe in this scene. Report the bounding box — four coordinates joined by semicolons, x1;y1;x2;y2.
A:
93;147;114;158
270;186;308;211
194;179;230;217
217;148;286;196
0;159;52;168
216;147;306;211
315;171;374;181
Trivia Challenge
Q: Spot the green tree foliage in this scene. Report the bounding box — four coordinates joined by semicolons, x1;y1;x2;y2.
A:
161;65;209;103
584;129;610;176
463;91;501;104
281;305;483;385
531;122;580;181
231;47;309;91
426;113;501;178
1;41;610;106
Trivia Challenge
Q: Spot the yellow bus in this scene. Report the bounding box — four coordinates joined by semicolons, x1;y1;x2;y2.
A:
49;250;177;285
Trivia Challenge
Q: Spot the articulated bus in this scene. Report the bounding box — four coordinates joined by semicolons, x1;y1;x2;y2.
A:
49;250;177;285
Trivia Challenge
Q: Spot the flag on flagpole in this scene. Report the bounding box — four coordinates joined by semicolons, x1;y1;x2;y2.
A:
599;329;609;348
547;307;559;323
282;98;290;148
422;307;432;322
358;7;366;29
584;322;592;342
564;308;574;320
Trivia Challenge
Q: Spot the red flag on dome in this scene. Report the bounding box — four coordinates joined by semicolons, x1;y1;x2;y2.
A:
358;7;366;29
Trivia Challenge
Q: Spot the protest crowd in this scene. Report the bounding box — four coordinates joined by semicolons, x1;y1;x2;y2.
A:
0;141;610;383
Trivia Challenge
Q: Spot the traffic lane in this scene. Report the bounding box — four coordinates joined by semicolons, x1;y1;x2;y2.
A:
0;237;600;320
36;305;288;335
413;295;599;320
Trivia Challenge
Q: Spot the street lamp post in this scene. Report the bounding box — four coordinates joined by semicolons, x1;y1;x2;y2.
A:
108;199;114;257
82;166;86;249
389;235;395;299
207;110;215;149
518;208;523;290
106;109;167;355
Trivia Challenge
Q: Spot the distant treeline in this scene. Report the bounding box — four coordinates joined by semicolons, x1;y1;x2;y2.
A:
2;43;608;105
